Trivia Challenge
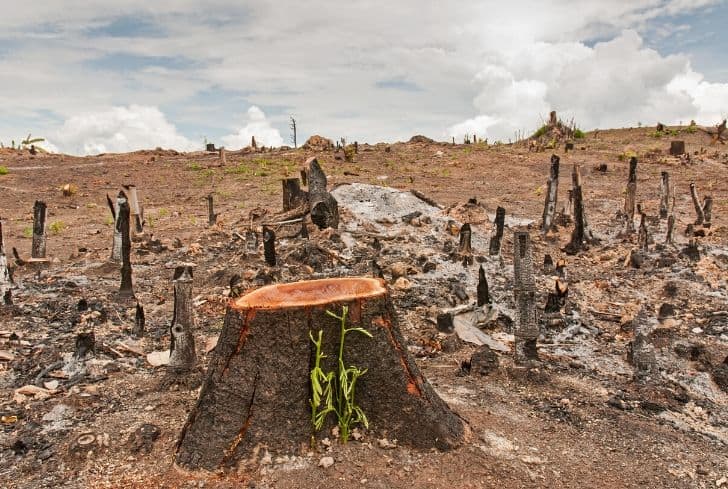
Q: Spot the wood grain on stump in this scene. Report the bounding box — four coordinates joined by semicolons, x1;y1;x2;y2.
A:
175;277;465;471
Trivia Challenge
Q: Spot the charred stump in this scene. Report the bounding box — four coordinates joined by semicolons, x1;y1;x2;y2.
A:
488;207;505;256
564;164;595;254
282;178;307;211
669;140;685;156
206;194;218;226
133;303;145;338
175;278;465;471
107;192;126;262
659;171;670;219
513;232;538;363
623;157;637;234
690;182;706;225
0;220;12;302
31;200;47;259
541;154;560;233
123;185;144;236
477;265;490;307
702;196;713;226
118;200;134;298
665;215;676;244
458;223;473;265
306;158;339;229
262;227;276;266
169;266;196;370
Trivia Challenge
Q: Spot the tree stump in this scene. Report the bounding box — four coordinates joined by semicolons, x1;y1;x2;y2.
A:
488;207;505;256
659;171;670;219
541;154;560;233
169;266;196;370
669;140;685;156
118;200;134;298
282;177;307;211
0;220;12;302
306;158;339;229
175;278;465;471
31;200;47;259
623;157;637;233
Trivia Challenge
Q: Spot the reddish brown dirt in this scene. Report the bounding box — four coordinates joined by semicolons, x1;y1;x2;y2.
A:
0;126;726;488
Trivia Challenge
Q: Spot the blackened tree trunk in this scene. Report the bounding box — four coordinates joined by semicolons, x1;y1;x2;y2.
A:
123;185;144;235
175;277;465;471
118;200;134;298
488;207;505;256
541;154;560;232
0;220;12;302
263;227;276;266
31;200;47;259
513;232;538;363
206;194;218;226
282;178;307;211
702;196;713;226
659;171;670;219
623;157;637;233
169;266;196;370
306;158;339;229
109;192;127;262
133;303;145;338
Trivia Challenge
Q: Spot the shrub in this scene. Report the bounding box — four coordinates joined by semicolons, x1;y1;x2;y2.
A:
0;166;8;175
573;129;585;139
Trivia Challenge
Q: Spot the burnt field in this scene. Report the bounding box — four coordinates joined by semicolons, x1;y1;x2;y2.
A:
0;125;727;488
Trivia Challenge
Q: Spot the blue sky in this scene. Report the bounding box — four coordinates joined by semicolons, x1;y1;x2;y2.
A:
0;1;726;154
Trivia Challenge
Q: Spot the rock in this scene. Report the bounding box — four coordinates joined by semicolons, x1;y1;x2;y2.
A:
146;350;170;367
393;277;412;290
303;135;334;151
469;345;498;375
318;456;334;468
389;262;413;280
377;438;397;449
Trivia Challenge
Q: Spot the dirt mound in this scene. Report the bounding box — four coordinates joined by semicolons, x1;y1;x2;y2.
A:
302;135;334;150
409;134;434;144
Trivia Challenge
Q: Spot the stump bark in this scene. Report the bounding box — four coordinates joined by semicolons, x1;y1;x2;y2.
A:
623;157;637;233
306;158;339;229
669;140;685;156
169;266;196;370
282;178;307;211
659;171;670;219
31;200;47;259
541;154;560;233
175;278;465;471
118;200;134;298
488;207;505;256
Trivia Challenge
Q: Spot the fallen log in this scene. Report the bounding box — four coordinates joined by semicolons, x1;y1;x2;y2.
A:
175;277;465;471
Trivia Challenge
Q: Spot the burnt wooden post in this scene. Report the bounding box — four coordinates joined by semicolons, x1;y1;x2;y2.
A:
251;136;257;150
0;220;12;302
489;207;505;256
307;158;339;229
282;178;307;211
219;147;226;166
107;192;126;262
565;164;594;254
541;154;560;233
690;182;705;225
31;200;47;259
665;215;676;244
245;230;258;255
206;194;218;226
659;171;670;219
477;265;490;307
169;265;196;370
133;302;145;338
175;278;464;471
263;226;276;266
118;199;134;298
638;211;650;251
669;140;685;156
623;157;637;233
458;223;472;253
123;185;144;235
513;231;538;363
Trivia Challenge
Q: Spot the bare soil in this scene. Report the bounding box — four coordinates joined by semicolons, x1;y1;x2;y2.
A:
0;126;726;488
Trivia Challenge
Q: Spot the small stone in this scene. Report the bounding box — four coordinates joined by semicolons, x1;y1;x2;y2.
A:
377;438;397;449
393;277;412;290
692;327;703;334
318;456;334;468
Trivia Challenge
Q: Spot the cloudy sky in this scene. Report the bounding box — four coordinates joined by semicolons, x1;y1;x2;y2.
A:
1;1;727;155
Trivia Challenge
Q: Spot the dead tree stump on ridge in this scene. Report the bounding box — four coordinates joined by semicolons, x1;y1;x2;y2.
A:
31;200;47;259
175;277;465;471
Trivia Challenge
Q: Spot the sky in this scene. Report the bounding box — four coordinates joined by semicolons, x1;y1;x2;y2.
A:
0;1;727;155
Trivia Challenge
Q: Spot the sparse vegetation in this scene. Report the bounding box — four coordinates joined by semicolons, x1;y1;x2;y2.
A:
573;128;585;139
0;166;8;175
49;221;65;234
22;227;32;238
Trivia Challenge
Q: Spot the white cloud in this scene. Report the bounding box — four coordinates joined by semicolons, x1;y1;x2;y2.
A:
220;106;284;149
0;2;726;149
448;30;728;141
51;105;196;155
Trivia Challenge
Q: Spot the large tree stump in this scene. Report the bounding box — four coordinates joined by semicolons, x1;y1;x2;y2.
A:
541;154;560;232
669;140;685;156
175;278;465;471
31;200;47;259
513;232;538;363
